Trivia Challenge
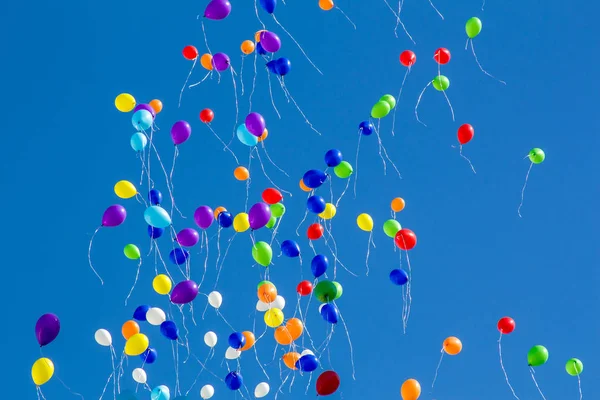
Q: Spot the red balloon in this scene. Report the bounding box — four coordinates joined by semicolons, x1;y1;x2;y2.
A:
199;109;214;123
433;47;451;65
296;280;313;296
182;45;199;60
395;228;417;250
399;50;416;67
497;317;515;334
316;370;340;396
307;223;324;240
457;124;474;145
262;188;283;205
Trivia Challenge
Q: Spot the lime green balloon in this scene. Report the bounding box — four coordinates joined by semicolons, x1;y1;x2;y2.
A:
465;17;482;39
332;281;343;300
432;75;450;91
252;241;273;267
383;219;402;238
257;280;272;290
380;94;396;110
313;280;338;303
124;244;141;260
527;345;549;367
565;358;583;376
371;100;391;119
528;148;545;164
270;202;286;218
334;161;353;179
266;216;277;229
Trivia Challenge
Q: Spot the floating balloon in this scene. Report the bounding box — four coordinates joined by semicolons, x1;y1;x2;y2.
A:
283;352;301;370
149;99;162;114
133;305;149;322
102;205;127;227
233;212;250;232
208;291;222;308
324;149;343;167
169;248;189;265
497;317;515;334
149;189;163;205
218;211;233;228
297;354;319;372
303;169;328;189
357;213;374;231
132;109;153;131
307;195;327;214
311;254;328;277
148;225;164;239
204;0;232;20
528;148;545;164
281;240;300;258
176;228;200;247
234;166;250;181
130;132;148;151
316;371;340;396
359;120;374;136
390;269;409;285
249;202;272;229
146;307;166;326
95;329;112;346
465;17;482;39
333;161;353;178
371;100;391;119
32;358;54;386
432;75;450;91
182;45;198;60
257;282;277;303
212;53;231;72
264;308;284;327
133;104;156;118
320;303;339;324
259;0;276;13
237;123;259;146
262;188;283;204
141;347;158;364
299;178;311;192
319;203;337;219
286;318;303;340
151;385;170;400
566;358;583;376
259;31;281;53
240;331;256;351
272;295;286;310
252;241;273;267
254;382;270;398
383;219;402;238
132;368;147;384
170;280;199;304
380;94;397;109
122;320;140;340
200;54;213;70
194;205;214;229
204;331;218;347
434;48;451;64
458;124;474;145
443;337;462;355
171;120;192;145
245;112;267;137
400;50;416;67
125;333;149;356
297;280;313;296
228;332;246;350
395;229;417;250
274;326;293;345
241;40;255;55
124;244;141;260
270;202;286;217
153;274;172;295
200;385;214;399
115;180;137;199
115;93;136;112
314;280;338;303
528;345;549;367
307;223;324;240
144;205;171;228
401;379;421;400
225;372;243;391
35;314;60;347
258;128;269;142
160;321;179;340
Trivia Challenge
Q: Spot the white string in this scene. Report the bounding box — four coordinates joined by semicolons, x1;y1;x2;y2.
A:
431;350;444;388
518;162;534;218
415;81;432;126
124;259;142;305
87;227;103;284
267;69;282;119
470;39;506;85
441;89;455;121
336;7;356;29
577;373;583;400
206;123;240;164
254;147;292;197
272;14;323;75
392;68;411;136
529;367;548;400
188;70;212;89
427;0;445;19
353;133;362;198
178;57;198;108
383;0;415;43
261;141;290;177
279;79;322;135
337;306;356;380
498;333;521;400
240;55;246;95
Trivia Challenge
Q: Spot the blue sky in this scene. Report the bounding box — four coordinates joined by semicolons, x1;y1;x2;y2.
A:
1;0;599;399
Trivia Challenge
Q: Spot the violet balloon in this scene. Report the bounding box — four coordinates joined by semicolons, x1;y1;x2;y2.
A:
102;205;127;227
170;280;199;304
176;228;200;247
259;31;281;53
35;313;61;347
171;121;192;145
204;0;232;20
212;53;231;72
248;202;272;230
194;206;214;229
245;112;266;137
133;104;156;118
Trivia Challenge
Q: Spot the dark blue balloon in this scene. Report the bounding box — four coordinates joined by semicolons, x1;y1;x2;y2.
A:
324;149;343;167
259;0;276;13
306;195;326;214
281;240;300;258
311;254;329;277
266;59;279;74
225;371;243;390
303;169;327;189
133;305;150;321
169;248;189;265
218;211;233;228
228;332;246;349
256;42;267;56
320;303;339;324
389;269;409;286
160;320;179;340
149;189;163;205
295;354;319;372
359;121;374;136
140;347;158;364
148;225;164;239
275;57;291;76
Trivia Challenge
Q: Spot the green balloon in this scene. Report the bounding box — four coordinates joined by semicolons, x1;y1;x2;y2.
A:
465;17;482;39
266;216;277;229
528;148;545;164
313;280;338;303
565;358;583;376
527;345;549;367
334;161;353;179
332;281;343;300
383;219;402;238
432;75;450;91
257;280;272;290
252;241;273;267
270;202;286;218
380;94;396;110
123;244;141;260
371;100;391;119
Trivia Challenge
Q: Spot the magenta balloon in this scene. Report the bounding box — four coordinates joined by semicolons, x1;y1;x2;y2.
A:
35;313;60;347
248;202;272;230
102;205;127;227
204;0;232;20
259;31;281;53
194;206;214;229
170;280;199;304
171;120;192;145
133;104;156;118
245;112;266;137
212;53;230;72
176;228;200;247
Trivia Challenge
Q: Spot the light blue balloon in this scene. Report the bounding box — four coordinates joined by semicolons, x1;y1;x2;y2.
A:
144;205;172;228
132;109;153;132
151;385;170;400
130;132;148;152
236;123;258;147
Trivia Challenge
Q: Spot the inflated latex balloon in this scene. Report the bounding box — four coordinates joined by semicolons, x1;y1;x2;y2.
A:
371;100;391;119
132;368;147;384
314;280;338;303
252;241;273;266
281;240;300;258
264;308;284;327
132;109;153;131
359;120;374;136
528;148;545;164
212;53;231;72
319;203;336;219
286;318;303;340
443;337;462;355
169;248;189;265
401;379;421;400
356;213;374;231
297;280;313;296
240;331;256;351
333;161;353;178
218;212;233;228
274;326;293;345
259;0;277;13
432;75;450;91
115;93;136;112
324;149;343;167
122;320;140;340
457;124;474;145
262;188;283;204
254;382;270;398
389;269;408;286
115;180;137;199
465;17;482;39
237;123;259;146
225;372;243;390
204;0;232;20
225;347;242;360
296;354;319;372
320;303;339;324
176;228;200;247
270;202;286;217
395;229;417;250
257;282;277;303
233;213;250;232
201;54;213;70
303;169;328;189
528;345;549;367
380;94;397;109
400;50;416;67
170;280;199;304
130;132;148;151
141;348;158;364
182;45;199;60
204;331;218;347
32;358;54;386
151;385;170;400
208;291;222;308
566;358;583;376
497;317;515;334
144;206;171;228
146;307;167;326
228;332;246;349
249;202;272;230
95;329;112;346
283;352;301;370
316;371;340;396
307;195;327;214
153;274;172;295
241;40;255;55
311;254;328;277
149;99;162;114
245;112;267;137
434;48;451;64
124;244;141;260
272;295;286;310
125;333;149;356
332;281;343;300
149;189;163;205
256;300;270;312
383;219;402;238
102;205;127;227
194;206;214;230
200;384;215;399
35;314;61;347
391;197;405;212
160;321;179;340
307;223;325;240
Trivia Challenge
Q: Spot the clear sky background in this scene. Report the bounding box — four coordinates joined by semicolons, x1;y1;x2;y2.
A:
1;0;599;399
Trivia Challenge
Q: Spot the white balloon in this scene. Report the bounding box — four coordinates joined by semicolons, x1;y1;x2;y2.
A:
204;331;218;348
208;291;222;308
94;329;112;346
271;295;285;310
254;382;270;398
200;384;215;399
256;300;269;312
132;368;147;384
146;307;166;326
300;349;314;357
225;347;241;360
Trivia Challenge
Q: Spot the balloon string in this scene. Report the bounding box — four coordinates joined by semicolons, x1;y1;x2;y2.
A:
431;350;445;388
373;121;402;178
323;222;357;278
206;123;240;164
37;387;47;400
146;128;154;189
498;333;521;400
98;368;114;399
577;374;583;400
230;67;240;143
240;55;246;95
147;135;184;220
188;70;211;89
192;353;225;382
456;144;477;174
267;69;282;119
57;376;85;400
252;314;270;379
217;309;237;332
178;57;198;108
383;0;415;43
214;232;235;290
215;226;222;271
155;245;177;282
441;89;455;122
336;6;356;29
199;230;209;288
246;149;253;211
482;0;486;10
518;162;534;218
296;208;309;237
427;0;445;19
404;249;414;325
336;177;351;208
111;346;117;400
261;141;290;178
274;372;291;400
200;20;212;54
529;367;548;400
249;52;258;113
415;81;432;126
279;78;322;135
254;147;292;197
88;226;104;285
470;39;506;85
124;259;142;305
365;231;373;276
337;305;357;380
254;0;266;29
353;132;362;198
392;68;411;136
169;146;183;219
272;14;322;75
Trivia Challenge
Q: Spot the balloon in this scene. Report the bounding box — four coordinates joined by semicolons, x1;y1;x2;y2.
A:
296;354;319;372
95;329;112;346
102;205;127;227
149;99;163;114
169;248;189;265
264;308;284;327
266;216;277;229
228;332;246;350
262;188;283;204
225;348;241;361
259;0;276;13
256;42;267;56
297;280;313;296
237;123;259;146
256;300;270;312
153;274;172;295
233;213;250;232
443;337;462;355
132;110;154;131
307;223;324;240
115;93;136;112
281;240;300;257
311;254;328;277
566;358;583;376
214;206;226;219
395;229;417;250
148;225;163;239
234;166;250;181
528;345;549;367
151;385;170;400
316;371;340;396
245;112;267;137
307;195;327;213
241;40;255;55
359;120;374;136
218;211;233;228
212;52;230;71
32;358;54;386
390;198;405;213
254;382;270;398
182;45;198;60
258;128;269;142
371;100;391;118
257;282;277;303
122;320;140;340
324;149;343;167
529;148;545;164
124;244;141;260
204;331;218;347
401;379;421;400
266;58;292;76
132;368;147;384
319;203;336;220
259;31;281;53
170;280;199;304
274;326;293;345
208;291;222;308
194;205;214;229
332;281;343;300
380;94;397;109
133;305;149;322
497;317;515;334
283;352;301;369
130;132;148;151
149;189;163;205
114;180;137;199
141;347;158;364
432;75;450;91
204;0;232;20
160;321;179;340
320;303;339;324
201;54;213;70
286;318;303;339
133;103;156;119
465;17;482;39
199;108;214;124
146;307;166;326
35;314;60;347
457;124;474;145
249;202;272;230
390;269;409;285
171;120;192;145
357;213;374;232
400;50;416;67
434;48;451;64
299;178;311;192
272;295;286;310
383;219;402;238
200;385;214;399
125;333;149;356
144;205;171;228
176;228;199;247
240;331;256;351
225;372;243;390
270;202;286;217
303;169;327;189
333;161;353;178
314;280;338;303
319;0;334;10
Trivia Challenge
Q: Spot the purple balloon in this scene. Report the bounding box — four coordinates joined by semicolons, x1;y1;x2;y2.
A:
249;202;272;230
35;313;60;347
204;0;232;20
102;205;127;227
259;31;281;53
245;112;266;137
212;53;231;72
171;120;192;145
170;280;199;304
194;206;214;229
133;104;156;119
176;228;200;247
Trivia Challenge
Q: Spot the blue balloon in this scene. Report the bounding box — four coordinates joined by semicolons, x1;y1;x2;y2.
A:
225;371;243;390
296;354;319;372
237;123;259;147
132;109;154;132
266;59;278;74
324;149;343;167
149;189;163;205
389;269;409;286
133;305;150;321
130;132;148;152
160;321;179;340
359;120;374;136
275;58;292;76
307;195;326;214
144;205;172;228
140;347;158;364
169;248;189;265
256;42;267;56
303;169;327;189
117;390;138;400
311;254;328;277
218;211;233;228
151;385;170;400
281;240;300;258
228;332;246;349
259;0;276;13
320;303;339;324
148;225;164;239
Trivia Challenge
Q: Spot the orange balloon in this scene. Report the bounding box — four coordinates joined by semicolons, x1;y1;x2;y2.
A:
443;336;462;355
241;40;255;55
255;30;266;42
257;129;268;142
234;166;250;181
274;326;293;345
299;179;311;192
149;99;163;114
282;352;301;370
201;54;213;71
257;282;277;303
285;318;303;340
401;378;421;400
240;331;256;351
122;320;140;340
319;0;335;10
391;197;405;212
214;206;227;219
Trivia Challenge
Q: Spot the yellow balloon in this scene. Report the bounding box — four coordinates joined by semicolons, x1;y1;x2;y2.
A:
319;203;337;220
32;358;54;386
114;180;137;199
115;93;136;112
125;333;149;356
153;274;172;295
357;213;374;232
264;308;284;328
233;213;250;233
